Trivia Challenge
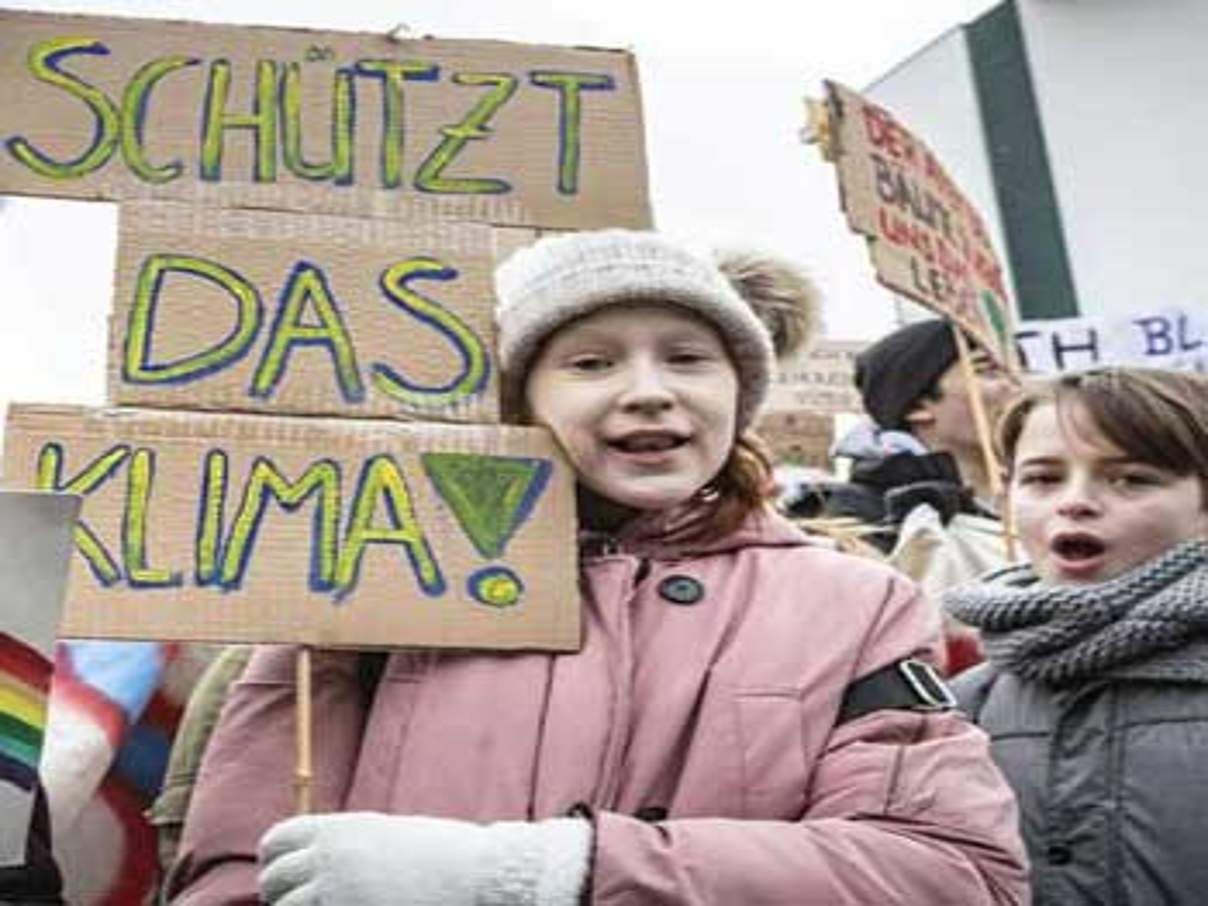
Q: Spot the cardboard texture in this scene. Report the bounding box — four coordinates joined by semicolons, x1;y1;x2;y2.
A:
1;10;656;654
110;202;503;422
824;81;1016;368
754;410;835;469
765;339;865;416
0;490;79;866
2;404;579;651
0;9;652;230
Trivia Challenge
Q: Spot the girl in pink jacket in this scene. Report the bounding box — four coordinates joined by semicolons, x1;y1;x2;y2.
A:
169;230;1028;905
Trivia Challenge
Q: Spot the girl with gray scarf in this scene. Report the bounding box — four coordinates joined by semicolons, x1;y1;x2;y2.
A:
946;367;1208;905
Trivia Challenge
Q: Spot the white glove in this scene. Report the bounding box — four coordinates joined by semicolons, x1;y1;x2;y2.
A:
258;812;592;906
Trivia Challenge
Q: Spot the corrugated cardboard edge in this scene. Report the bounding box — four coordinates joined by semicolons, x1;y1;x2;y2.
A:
3;403;581;651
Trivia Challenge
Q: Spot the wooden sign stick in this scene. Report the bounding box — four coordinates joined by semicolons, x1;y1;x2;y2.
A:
951;324;1018;561
295;646;313;814
1000;490;1021;563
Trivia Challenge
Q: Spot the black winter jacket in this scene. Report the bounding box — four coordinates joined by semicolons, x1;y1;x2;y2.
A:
0;782;63;905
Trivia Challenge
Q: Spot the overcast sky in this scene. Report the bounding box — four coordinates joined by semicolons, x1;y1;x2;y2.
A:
0;0;1000;421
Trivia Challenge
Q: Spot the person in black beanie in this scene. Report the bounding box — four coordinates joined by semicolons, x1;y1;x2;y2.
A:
851;318;1012;509
823;318;1017;673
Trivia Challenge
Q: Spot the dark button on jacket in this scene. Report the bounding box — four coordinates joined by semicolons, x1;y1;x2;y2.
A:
1046;844;1072;866
658;575;704;605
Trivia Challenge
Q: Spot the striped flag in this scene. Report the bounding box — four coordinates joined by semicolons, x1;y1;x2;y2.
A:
41;640;216;904
0;633;51;866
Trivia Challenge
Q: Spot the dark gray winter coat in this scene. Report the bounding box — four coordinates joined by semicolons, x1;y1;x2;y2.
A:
955;663;1208;905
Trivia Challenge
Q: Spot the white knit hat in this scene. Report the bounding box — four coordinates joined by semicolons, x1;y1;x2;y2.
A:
494;229;777;430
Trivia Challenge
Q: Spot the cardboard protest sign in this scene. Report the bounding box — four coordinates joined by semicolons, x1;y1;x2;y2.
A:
822;81;1015;368
2;404;578;652
0;9;651;230
754;410;836;469
758;340;864;467
764;339;864;416
1015;305;1208;374
0;490;79;866
110;202;502;422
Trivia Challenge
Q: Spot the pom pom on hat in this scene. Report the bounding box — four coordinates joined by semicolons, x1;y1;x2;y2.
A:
715;249;823;361
494;230;819;431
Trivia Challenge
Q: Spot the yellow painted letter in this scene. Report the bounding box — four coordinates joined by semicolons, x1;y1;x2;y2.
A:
280;63;354;184
336;455;444;598
200;59;278;182
529;71;615;194
250;261;364;402
123;253;263;386
355;60;438;189
413;73;517;194
123;448;182;587
370;258;489;411
219;457;342;591
36;443;130;586
5;38;120;180
120;55;201;184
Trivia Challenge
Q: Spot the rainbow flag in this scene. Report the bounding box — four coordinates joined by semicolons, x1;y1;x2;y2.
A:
0;489;81;868
0;633;51;778
0;632;52;866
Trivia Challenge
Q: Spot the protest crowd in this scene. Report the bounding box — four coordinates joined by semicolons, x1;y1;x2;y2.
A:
3;8;1208;906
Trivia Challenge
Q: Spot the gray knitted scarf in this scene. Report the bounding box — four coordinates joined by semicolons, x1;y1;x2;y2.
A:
945;539;1208;687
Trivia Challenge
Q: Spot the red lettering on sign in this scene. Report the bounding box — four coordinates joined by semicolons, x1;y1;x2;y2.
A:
863;105;917;165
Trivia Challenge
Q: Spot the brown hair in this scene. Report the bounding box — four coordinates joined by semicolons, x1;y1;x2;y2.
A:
689;430;777;541
997;367;1208;502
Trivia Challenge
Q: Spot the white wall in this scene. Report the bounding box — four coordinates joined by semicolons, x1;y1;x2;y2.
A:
867;0;1208;323
0;198;113;466
865;27;1017;322
1016;0;1208;319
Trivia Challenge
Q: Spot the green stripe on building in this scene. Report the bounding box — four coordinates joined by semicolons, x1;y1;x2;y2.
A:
966;0;1079;319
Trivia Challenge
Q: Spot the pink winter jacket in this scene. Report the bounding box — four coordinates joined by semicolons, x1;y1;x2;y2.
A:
169;508;1028;905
